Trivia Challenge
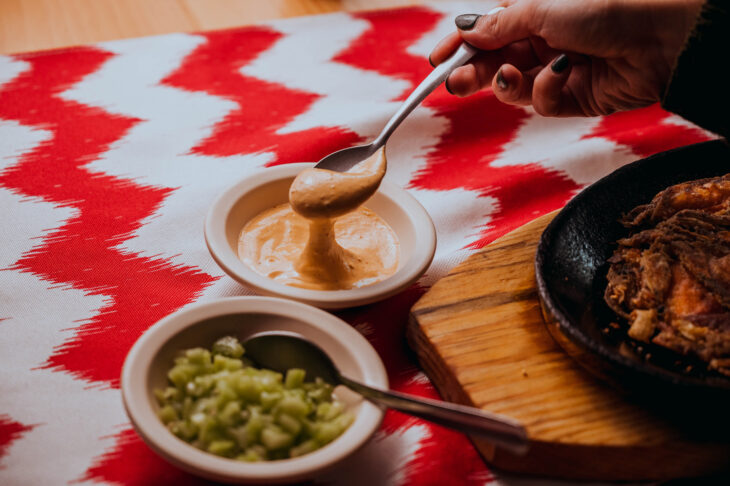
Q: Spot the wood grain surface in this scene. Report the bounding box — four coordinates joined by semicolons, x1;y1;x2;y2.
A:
0;0;460;54
407;212;730;481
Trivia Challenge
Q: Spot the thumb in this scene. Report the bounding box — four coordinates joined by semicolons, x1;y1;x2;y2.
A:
455;3;536;51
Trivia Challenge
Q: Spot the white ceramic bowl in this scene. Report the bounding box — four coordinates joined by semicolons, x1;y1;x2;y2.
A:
121;296;387;484
204;163;436;309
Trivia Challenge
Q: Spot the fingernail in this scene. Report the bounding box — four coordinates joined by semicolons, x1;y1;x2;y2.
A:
445;78;454;95
496;68;508;90
428;54;435;68
455;14;480;31
486;6;505;15
551;54;570;73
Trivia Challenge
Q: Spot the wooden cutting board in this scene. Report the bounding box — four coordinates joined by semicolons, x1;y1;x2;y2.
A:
407;212;730;481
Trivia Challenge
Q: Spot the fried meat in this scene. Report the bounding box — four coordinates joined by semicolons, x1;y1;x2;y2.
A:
605;175;730;376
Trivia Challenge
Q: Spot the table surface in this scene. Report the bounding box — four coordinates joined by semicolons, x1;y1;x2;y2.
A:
0;0;461;55
1;2;716;485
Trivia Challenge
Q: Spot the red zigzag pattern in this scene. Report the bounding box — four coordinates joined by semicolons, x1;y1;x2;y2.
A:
0;46;225;485
0;415;36;466
75;26;367;485
175;27;363;165
587;103;710;157
0;48;217;389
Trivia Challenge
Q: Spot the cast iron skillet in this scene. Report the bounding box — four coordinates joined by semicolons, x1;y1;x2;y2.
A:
535;139;730;397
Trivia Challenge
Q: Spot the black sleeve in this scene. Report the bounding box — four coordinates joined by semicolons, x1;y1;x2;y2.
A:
661;0;730;139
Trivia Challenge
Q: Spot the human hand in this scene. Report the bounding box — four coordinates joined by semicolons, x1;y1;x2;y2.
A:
430;0;704;117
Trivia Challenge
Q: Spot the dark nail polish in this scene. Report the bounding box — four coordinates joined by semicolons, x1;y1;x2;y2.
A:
496;69;508;90
455;14;480;31
445;78;454;95
428;54;435;68
551;54;570;74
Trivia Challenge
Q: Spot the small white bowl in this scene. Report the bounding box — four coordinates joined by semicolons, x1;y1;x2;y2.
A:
204;163;436;309
121;296;387;484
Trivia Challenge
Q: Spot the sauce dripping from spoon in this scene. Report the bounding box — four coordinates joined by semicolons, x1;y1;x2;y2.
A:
239;148;398;290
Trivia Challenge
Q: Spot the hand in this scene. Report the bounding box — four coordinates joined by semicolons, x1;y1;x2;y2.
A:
430;0;704;117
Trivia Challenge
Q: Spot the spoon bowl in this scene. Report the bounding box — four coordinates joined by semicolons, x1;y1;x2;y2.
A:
243;331;530;456
314;144;378;173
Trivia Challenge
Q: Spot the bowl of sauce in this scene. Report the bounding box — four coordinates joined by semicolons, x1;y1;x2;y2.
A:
205;149;436;308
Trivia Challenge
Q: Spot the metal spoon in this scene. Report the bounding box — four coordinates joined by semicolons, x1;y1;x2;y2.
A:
243;331;529;455
314;43;478;172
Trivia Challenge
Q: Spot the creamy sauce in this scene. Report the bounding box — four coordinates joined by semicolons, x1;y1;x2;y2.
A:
238;148;399;290
289;149;386;219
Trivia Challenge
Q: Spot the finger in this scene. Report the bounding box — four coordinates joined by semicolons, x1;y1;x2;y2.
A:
499;38;541;72
444;38;541;96
531;54;585;117
456;2;539;51
448;48;506;96
531;54;571;116
527;35;562;66
446;64;482;97
429;32;462;66
431;5;508;67
492;63;534;106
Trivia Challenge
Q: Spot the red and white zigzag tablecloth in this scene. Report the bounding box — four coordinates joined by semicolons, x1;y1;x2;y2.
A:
0;2;713;485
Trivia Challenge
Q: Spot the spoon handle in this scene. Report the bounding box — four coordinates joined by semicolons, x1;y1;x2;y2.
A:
373;43;478;147
338;374;529;456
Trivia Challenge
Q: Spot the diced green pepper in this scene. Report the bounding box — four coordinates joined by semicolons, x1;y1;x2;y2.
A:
208;439;236;457
261;426;294;451
158;405;178;424
153;336;352;461
285;368;306;389
212;336;244;358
